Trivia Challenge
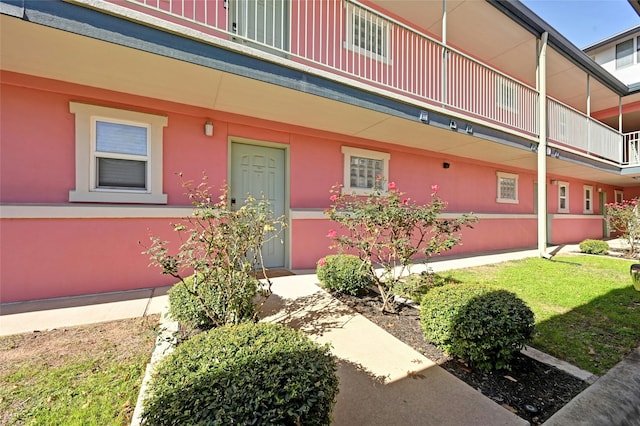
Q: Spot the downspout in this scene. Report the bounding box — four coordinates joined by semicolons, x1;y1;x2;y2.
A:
441;0;447;106
537;32;549;258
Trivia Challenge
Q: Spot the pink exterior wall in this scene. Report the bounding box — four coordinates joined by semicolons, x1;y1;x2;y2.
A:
0;218;178;302
0;72;625;302
550;217;604;244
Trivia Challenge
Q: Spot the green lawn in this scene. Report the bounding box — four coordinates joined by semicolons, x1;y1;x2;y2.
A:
0;316;158;425
424;255;640;375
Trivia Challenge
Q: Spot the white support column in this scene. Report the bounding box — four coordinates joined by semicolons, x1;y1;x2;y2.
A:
587;75;591;153
619;97;623;132
537;32;549;257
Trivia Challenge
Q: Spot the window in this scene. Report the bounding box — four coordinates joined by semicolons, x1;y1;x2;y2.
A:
69;102;168;204
346;7;389;60
615;190;624;204
637;36;640;63
496;79;518;113
496;172;518;204
342;146;390;195
583;185;593;214
558;182;569;213
616;39;633;69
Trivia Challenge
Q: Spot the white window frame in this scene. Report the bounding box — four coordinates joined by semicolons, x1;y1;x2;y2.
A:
615;190;624;203
341;146;390;195
69;102;168;204
496;79;518;113
345;6;390;63
558;181;570;213
583;185;593;214
496;172;519;204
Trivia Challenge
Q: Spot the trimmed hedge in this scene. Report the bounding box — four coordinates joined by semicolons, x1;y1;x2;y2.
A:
317;254;374;296
142;323;339;425
420;284;534;371
579;239;610;255
168;271;260;329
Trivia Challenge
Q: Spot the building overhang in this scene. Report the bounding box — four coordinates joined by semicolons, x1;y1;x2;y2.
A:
1;0;639;188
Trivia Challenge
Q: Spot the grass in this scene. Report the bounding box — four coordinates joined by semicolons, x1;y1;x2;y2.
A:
411;255;640;376
0;316;158;425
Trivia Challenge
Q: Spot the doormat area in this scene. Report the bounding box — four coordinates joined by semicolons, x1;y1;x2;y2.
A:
254;269;296;279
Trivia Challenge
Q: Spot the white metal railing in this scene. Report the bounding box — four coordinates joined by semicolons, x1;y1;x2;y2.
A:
547;97;622;163
116;0;632;164
121;0;539;135
625;131;640;165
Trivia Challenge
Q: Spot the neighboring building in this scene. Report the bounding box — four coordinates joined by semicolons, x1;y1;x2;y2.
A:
1;0;639;303
584;25;640;87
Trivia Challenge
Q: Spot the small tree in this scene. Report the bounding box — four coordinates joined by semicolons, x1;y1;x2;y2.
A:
325;181;477;313
605;198;639;258
143;174;287;327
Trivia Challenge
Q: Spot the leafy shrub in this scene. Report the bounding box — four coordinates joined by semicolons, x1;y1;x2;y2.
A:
168;271;260;329
145;177;286;327
420;284;534;371
579;239;610;255
326;181;477;312
317;254;374;295
142;323;339;426
392;272;459;301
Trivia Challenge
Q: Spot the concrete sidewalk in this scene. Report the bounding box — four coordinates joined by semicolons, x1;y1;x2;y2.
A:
261;275;527;425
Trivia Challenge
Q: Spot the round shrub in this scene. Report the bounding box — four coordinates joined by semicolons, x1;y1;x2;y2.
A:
420;284;534;371
317;254;374;295
142;323;339;426
168;271;260;328
579;239;610;255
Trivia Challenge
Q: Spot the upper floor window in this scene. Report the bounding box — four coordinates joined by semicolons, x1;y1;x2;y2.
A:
342;146;390;195
69;102;168;204
346;7;389;61
496;172;519;204
616;39;634;69
583;185;593;214
558;182;569;213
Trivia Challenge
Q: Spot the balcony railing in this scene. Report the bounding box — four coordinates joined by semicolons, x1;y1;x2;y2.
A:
547;98;623;163
624;131;640;165
114;0;627;165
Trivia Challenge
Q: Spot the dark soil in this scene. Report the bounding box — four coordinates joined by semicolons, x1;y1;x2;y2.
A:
334;290;589;425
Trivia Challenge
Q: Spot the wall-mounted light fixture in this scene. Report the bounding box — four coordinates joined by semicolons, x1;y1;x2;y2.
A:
204;121;214;137
419;110;429;123
598;187;602;192
443;162;451;169
449;120;457;131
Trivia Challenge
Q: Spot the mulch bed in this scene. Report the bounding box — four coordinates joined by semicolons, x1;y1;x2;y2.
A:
334;290;589;425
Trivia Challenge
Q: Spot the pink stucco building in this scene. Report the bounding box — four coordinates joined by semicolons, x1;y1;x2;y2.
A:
1;0;639;303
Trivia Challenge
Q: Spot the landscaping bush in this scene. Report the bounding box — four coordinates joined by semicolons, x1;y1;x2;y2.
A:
168;271;260;329
142;323;339;426
579;239;610;255
317;254;374;296
420;284;534;371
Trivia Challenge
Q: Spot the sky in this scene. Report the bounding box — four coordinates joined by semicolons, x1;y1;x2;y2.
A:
520;0;640;49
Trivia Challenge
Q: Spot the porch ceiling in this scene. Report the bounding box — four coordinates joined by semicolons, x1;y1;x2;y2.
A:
1;14;637;188
372;0;624;117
